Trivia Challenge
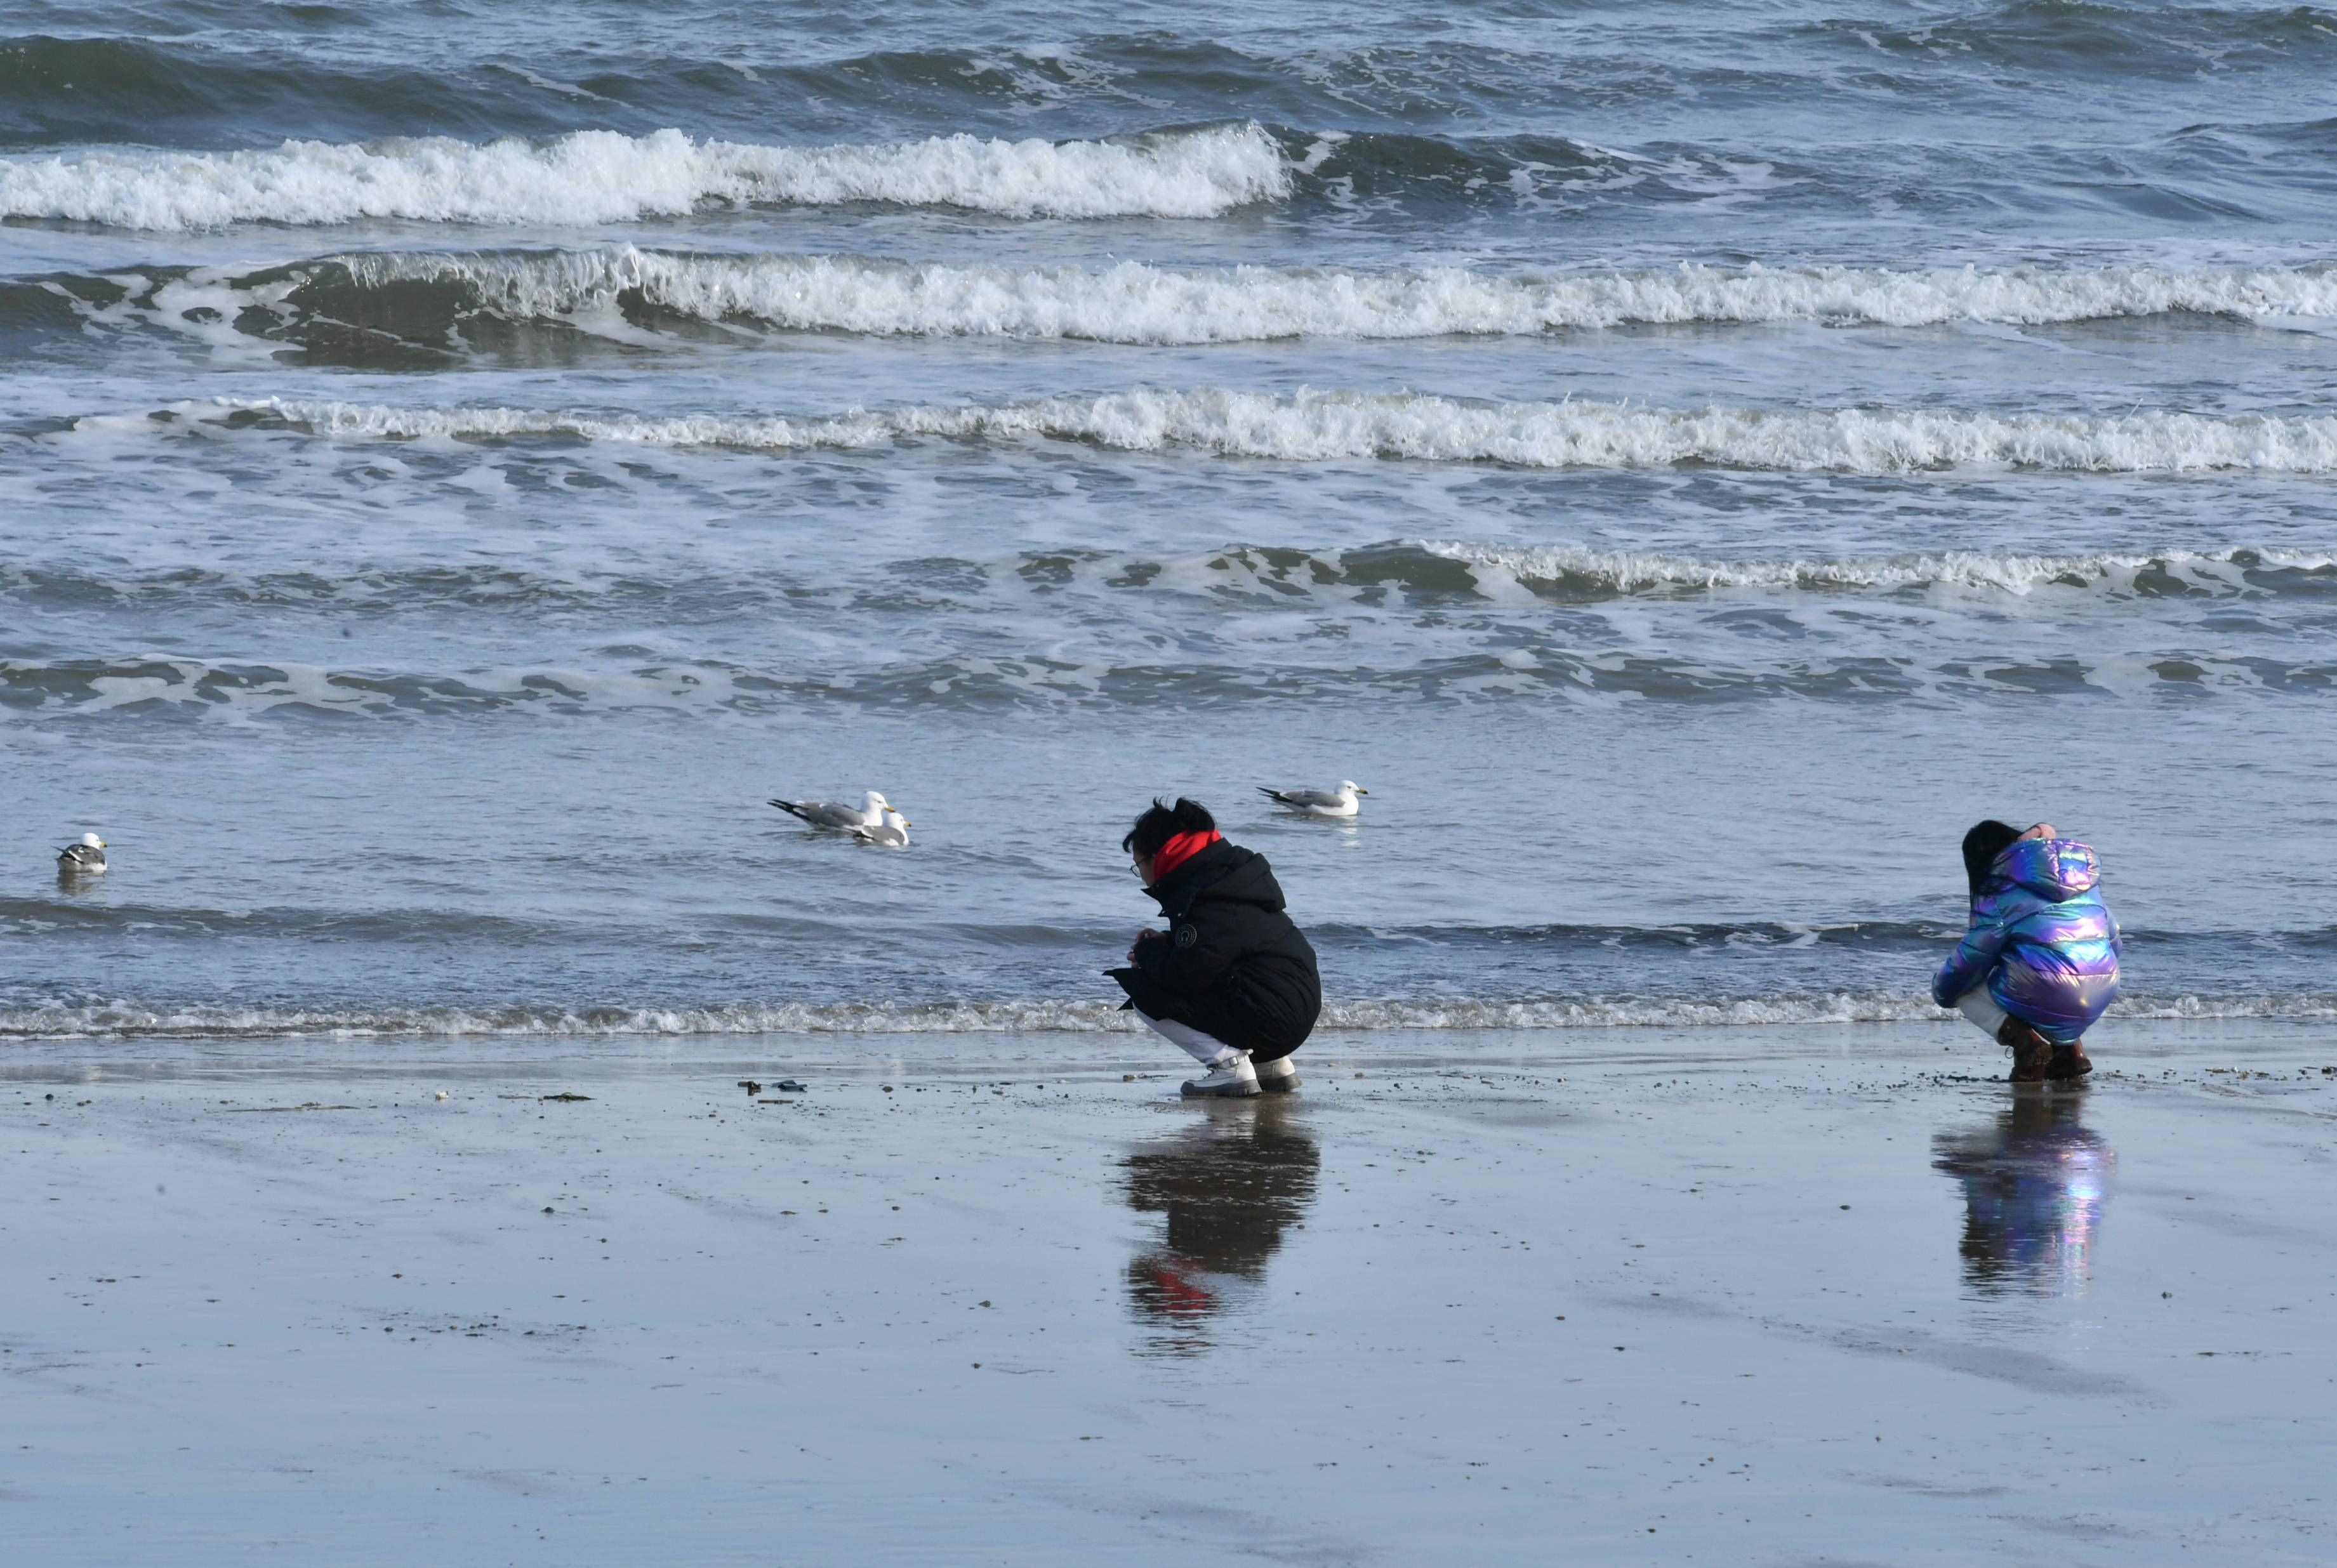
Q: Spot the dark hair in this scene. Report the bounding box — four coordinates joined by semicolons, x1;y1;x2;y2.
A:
1123;797;1215;859
1961;819;2022;897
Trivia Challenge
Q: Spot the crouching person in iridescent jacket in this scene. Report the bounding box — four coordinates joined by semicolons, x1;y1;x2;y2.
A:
1932;820;2121;1084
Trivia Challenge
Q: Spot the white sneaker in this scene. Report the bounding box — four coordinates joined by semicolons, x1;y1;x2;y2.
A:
1181;1050;1260;1098
1254;1056;1301;1093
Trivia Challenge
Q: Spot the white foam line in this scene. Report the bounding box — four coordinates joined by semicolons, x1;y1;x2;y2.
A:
1422;540;2337;594
336;246;2337;340
127;390;2337;476
0;124;1290;230
0;992;2324;1039
6;541;2326;612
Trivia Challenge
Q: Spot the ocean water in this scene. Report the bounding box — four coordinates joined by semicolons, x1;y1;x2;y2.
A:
4;0;2335;1042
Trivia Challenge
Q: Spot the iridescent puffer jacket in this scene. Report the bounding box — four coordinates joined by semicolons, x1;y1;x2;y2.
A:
1931;838;2121;1045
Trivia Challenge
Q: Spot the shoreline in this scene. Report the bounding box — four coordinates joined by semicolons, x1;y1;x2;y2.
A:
1;1014;2326;1077
4;993;2331;1045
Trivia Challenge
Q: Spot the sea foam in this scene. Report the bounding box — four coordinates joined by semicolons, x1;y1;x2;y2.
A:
0;124;1290;229
1423;541;2337;596
143;390;2337;475
333;246;2337;340
0;992;2322;1040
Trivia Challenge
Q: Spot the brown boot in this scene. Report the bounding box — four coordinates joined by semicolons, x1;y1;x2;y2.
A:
2048;1039;2094;1080
1997;1017;2053;1083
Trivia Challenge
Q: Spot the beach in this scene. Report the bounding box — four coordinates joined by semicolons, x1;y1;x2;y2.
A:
7;1018;2333;1565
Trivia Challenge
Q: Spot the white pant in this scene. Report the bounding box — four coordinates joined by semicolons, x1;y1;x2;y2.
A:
1956;985;2007;1039
1134;1009;1240;1065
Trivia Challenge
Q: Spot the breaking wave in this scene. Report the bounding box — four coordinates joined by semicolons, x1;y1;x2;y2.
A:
279;249;2337;336
0;123;1290;230
2;992;2328;1040
119;390;2337;475
343;248;2337;333
6;541;2326;616
23;249;2337;354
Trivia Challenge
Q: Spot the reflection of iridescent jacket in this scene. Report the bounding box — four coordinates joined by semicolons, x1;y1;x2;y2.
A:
1931;838;2121;1044
1933;1097;2114;1299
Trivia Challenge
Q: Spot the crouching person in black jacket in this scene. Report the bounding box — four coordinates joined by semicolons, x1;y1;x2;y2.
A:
1108;798;1322;1098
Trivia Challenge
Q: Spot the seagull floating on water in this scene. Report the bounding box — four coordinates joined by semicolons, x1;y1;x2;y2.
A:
57;832;107;874
1258;781;1368;818
769;790;894;832
850;807;912;848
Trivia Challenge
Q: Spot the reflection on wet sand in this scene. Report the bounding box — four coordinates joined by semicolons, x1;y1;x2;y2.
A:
1932;1091;2115;1298
1121;1102;1319;1353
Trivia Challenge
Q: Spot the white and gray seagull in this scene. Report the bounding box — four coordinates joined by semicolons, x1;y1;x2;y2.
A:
849;807;912;848
769;790;894;833
1257;780;1368;818
57;831;107;874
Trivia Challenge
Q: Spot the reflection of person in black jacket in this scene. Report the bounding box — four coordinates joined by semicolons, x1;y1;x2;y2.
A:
1107;797;1322;1098
1123;1101;1320;1351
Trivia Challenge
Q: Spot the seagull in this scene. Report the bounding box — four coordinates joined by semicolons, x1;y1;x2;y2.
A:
1258;781;1368;818
849;808;911;848
769;790;892;831
57;832;107;874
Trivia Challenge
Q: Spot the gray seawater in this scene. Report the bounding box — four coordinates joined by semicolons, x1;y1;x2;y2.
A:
3;0;2334;1041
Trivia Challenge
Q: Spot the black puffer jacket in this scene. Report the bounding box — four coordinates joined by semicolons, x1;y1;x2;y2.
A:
1109;841;1321;1062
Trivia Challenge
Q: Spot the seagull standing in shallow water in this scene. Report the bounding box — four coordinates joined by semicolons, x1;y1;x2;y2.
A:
849;807;911;848
769;790;894;832
1258;781;1368;818
58;832;107;874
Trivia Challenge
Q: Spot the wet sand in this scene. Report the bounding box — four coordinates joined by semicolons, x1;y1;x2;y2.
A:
4;1020;2333;1565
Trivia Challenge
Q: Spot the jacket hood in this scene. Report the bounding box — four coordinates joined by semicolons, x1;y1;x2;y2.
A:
1992;838;2100;901
1148;841;1285;912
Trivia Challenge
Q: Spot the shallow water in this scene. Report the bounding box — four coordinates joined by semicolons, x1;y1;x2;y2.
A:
4;1;2336;1038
